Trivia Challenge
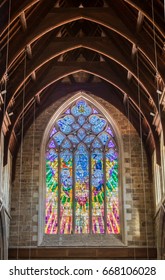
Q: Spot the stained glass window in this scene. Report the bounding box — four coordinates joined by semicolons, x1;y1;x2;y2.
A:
45;99;120;235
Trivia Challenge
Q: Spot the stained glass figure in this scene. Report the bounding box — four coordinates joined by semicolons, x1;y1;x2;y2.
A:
60;150;73;234
45;98;120;235
45;150;58;234
106;150;119;234
75;144;89;234
91;150;104;234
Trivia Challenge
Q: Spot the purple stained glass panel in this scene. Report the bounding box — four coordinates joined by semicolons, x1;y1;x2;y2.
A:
50;127;57;138
48;140;56;149
108;140;115;148
65;109;71;114
106;126;114;137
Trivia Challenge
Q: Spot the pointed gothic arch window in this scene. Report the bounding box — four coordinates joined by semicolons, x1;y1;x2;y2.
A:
45;99;120;235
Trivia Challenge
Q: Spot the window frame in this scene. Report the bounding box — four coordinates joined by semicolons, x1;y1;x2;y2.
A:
38;92;126;246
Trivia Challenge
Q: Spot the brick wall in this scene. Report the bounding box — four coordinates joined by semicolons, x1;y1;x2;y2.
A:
9;94;155;247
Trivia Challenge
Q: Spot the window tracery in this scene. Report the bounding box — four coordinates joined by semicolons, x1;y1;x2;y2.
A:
45;99;119;235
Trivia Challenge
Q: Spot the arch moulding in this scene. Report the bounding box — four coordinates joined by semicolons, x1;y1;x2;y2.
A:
38;91;126;247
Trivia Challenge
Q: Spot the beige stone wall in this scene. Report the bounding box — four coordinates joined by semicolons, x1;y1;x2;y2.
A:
9;94;155;247
154;207;165;259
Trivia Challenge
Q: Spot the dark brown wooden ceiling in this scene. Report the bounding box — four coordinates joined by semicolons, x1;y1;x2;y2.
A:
0;0;165;166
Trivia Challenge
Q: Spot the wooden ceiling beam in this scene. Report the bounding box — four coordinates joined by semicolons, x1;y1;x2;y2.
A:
124;0;165;37
26;44;32;59
11;82;155;169
5;37;158;113
5;61;157;156
1;0;164;38
136;11;144;33
31;71;36;81
1;8;164;82
131;43;138;60
0;0;56;76
0;0;40;36
19;11;27;32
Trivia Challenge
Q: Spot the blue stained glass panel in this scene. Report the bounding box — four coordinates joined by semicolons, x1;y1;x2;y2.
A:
57;115;74;134
53;132;66;145
106;149;118;161
62;139;72;149
89;115;99;125
46;149;58;162
72;123;80;130
83;123;91;131
77;128;86;140
68;135;80;144
92;139;102;148
58;124;71;134
98;132;110;145
64;115;75;125
84;135;95;144
78;116;86;126
71;100;92;117
92;119;107;134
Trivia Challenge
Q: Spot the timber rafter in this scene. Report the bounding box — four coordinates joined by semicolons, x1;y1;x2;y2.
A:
0;0;164;166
